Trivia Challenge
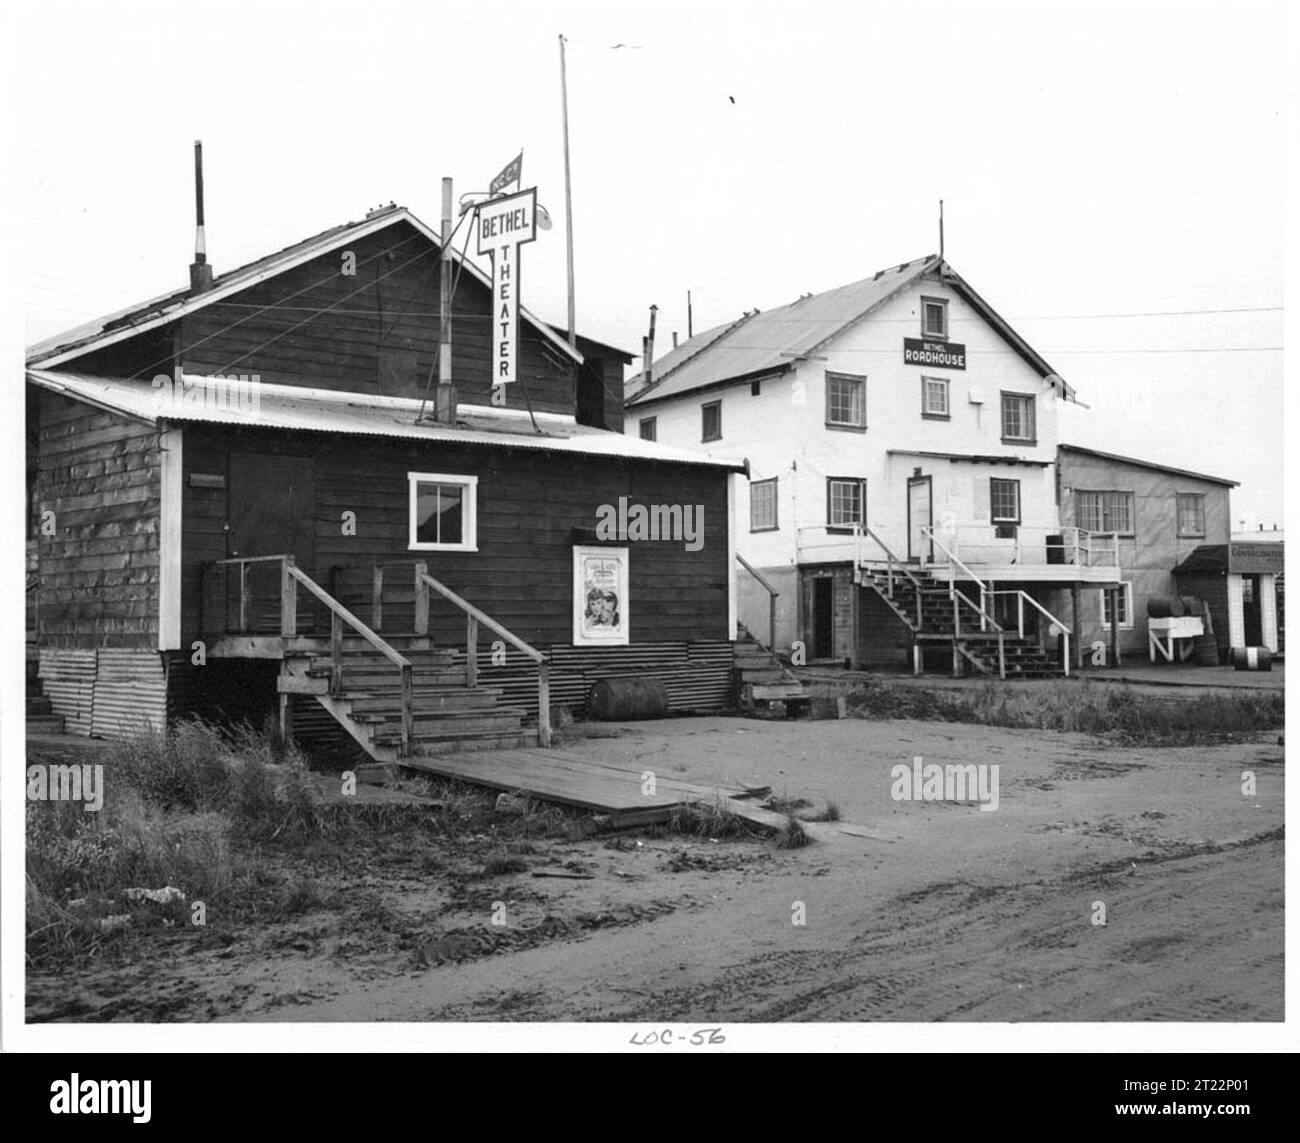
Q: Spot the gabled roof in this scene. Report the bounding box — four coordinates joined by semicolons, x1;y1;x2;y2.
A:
625;255;1074;407
27;206;584;369
1059;444;1238;487
26;368;746;472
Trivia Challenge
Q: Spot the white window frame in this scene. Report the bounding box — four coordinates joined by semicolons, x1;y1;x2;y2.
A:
1099;582;1134;630
828;477;866;530
990;477;1021;524
407;471;479;552
920;296;949;340
921;375;950;418
825;372;867;429
750;477;778;532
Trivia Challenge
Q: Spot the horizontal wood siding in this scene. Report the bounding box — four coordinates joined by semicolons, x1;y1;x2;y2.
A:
177;221;576;416
182;425;731;649
34;391;161;648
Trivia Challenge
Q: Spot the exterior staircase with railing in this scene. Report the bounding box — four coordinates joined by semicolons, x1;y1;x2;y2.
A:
854;523;1072;680
204;557;550;761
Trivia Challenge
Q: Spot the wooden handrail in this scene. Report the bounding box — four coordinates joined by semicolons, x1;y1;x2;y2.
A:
419;572;544;663
736;554;779;653
288;566;410;669
418;570;551;748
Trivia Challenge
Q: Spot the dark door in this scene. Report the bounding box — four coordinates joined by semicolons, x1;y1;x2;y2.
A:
1243;575;1263;645
812;578;834;659
228;453;316;631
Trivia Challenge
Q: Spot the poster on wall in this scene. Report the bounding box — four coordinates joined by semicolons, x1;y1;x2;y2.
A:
573;546;629;646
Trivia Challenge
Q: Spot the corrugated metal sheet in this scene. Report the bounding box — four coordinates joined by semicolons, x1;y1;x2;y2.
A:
39;649;96;736
26;369;746;472
91;649;167;738
627;258;937;405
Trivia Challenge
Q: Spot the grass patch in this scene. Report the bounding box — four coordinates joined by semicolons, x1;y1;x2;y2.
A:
774;818;812;849
665;798;754;839
845;678;1284;745
802;800;841;823
480;853;530;877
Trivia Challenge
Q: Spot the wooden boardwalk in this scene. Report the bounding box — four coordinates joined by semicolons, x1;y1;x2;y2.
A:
400;748;740;812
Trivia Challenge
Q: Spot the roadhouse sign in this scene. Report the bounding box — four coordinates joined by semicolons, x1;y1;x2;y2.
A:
904;338;967;370
477;187;538;384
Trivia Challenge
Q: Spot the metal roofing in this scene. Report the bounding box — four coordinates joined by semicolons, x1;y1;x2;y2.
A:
26;369;747;472
626;258;939;406
1058;444;1238;487
625;255;1074;407
27;206;584;369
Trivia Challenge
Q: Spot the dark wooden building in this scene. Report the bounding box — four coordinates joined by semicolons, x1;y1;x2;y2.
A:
27;205;744;755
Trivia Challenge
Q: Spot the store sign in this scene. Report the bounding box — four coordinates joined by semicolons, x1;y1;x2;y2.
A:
1228;542;1284;574
904;338;966;370
477;187;538;384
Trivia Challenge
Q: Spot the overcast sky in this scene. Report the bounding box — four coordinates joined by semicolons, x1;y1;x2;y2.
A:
13;0;1286;527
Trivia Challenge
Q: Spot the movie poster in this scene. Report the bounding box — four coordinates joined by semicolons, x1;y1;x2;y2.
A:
573;546;629;646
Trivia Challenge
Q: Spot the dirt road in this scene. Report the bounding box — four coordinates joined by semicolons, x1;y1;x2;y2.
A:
28;717;1284;1023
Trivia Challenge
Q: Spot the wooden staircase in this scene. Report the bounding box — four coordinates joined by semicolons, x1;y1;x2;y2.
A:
27;663;65;734
207;556;550;762
733;624;808;714
859;565;1062;680
279;636;539;761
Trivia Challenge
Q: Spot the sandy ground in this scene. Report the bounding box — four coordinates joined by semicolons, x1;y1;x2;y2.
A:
27;715;1283;1023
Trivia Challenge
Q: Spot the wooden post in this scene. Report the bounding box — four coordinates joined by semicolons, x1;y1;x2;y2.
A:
372;565;384;631
278;689;294;745
238;561;249;632
1071;585;1082;670
281;556;297;638
768;591;777;655
400;664;413;757
413;562;429;636
1063;632;1071;677
998;631;1007;679
330;609;343;695
466;615;479;687
537;662;552;747
1109;587;1121;667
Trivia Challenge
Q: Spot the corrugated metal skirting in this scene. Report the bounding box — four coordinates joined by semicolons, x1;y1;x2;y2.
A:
478;640;735;717
38;648;167;739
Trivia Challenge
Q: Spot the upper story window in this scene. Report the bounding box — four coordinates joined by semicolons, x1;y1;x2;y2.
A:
408;472;478;552
1076;490;1135;536
921;297;949;340
750;477;778;532
639;416;657;442
1001;391;1037;444
825;372;866;430
1177;492;1206;537
827;477;865;531
921;376;950;419
701;400;722;442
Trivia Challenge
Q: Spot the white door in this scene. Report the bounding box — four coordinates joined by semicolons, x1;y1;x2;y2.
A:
908;478;932;562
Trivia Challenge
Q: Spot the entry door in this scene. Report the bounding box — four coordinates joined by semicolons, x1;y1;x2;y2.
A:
228;453;316;631
812;578;834;659
1243;575;1263;645
907;477;933;562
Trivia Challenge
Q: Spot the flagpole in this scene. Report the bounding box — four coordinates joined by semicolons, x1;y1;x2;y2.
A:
559;33;576;347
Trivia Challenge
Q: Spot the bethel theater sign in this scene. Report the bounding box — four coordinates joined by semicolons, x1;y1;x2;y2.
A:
477;187;538;385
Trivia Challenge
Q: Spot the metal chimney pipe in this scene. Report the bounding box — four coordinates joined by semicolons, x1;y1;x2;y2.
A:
189;141;213;294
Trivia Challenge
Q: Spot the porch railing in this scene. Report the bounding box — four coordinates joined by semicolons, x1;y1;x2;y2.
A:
924;523;1120;569
208;554;415;755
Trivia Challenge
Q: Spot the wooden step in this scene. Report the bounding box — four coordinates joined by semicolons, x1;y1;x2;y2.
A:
364;708;526;734
345;690;506;715
27;696;53;715
373;726;535;752
27;715;66;733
